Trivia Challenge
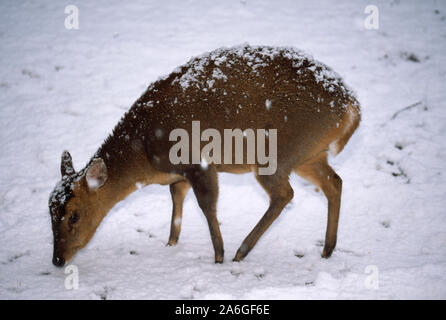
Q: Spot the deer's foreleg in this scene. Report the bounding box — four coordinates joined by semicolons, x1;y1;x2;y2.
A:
167;180;191;246
186;166;224;263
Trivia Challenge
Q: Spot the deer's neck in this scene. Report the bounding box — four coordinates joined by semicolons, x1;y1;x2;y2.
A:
92;109;152;214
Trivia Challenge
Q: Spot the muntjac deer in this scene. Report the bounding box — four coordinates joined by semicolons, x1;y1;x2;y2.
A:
49;44;360;267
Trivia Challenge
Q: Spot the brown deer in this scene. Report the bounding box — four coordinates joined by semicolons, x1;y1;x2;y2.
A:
49;44;360;267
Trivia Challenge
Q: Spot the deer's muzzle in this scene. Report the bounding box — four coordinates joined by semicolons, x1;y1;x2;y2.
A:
52;255;65;267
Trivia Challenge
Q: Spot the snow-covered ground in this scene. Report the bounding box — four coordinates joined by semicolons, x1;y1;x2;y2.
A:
1;0;445;299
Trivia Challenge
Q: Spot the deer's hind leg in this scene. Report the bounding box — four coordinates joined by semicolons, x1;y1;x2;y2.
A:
233;172;294;262
167;180;191;246
294;152;342;258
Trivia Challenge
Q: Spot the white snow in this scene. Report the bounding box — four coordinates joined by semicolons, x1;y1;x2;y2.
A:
174;217;182;228
1;0;446;300
265;99;272;110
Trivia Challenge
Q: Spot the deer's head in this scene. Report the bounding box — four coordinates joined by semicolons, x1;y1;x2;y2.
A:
49;151;108;267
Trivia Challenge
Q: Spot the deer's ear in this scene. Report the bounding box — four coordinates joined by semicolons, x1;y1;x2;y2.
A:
86;158;108;191
61;150;75;177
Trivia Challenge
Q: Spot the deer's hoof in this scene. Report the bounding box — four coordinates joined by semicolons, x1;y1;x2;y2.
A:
321;246;335;258
233;250;245;262
215;256;224;264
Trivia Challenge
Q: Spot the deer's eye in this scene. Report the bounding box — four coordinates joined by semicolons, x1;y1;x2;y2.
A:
68;212;79;225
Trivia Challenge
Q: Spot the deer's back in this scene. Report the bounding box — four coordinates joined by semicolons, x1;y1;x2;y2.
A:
127;45;360;171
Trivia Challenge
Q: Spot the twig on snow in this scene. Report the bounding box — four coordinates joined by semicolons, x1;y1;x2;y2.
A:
390;101;422;120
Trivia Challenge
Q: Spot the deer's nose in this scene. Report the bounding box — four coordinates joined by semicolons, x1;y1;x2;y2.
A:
52;256;65;267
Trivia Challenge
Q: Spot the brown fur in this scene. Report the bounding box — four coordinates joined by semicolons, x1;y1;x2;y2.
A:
49;45;360;266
